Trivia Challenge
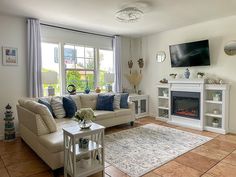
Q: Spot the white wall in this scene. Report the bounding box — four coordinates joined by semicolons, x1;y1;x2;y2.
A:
0;15;27;139
141;15;236;133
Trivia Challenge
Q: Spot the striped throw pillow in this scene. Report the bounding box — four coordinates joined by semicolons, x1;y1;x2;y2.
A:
51;97;66;118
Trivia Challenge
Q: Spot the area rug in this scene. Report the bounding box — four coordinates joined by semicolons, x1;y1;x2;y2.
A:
104;123;212;177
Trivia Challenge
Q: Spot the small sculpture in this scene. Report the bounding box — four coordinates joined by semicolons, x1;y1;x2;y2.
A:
67;84;76;95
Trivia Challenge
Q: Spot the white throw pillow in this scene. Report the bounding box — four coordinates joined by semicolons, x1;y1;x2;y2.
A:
113;94;121;109
51;97;66;118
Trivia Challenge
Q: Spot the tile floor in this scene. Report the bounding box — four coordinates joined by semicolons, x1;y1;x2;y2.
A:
1;117;236;177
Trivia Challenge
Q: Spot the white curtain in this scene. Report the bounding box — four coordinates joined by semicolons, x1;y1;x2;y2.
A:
27;18;43;97
113;36;122;93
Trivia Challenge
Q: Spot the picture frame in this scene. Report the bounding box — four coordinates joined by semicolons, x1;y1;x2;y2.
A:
2;47;18;66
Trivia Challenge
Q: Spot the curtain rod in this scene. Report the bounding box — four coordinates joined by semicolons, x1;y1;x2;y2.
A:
40;23;115;38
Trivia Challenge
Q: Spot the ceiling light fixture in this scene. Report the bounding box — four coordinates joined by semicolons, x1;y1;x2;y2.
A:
115;7;143;23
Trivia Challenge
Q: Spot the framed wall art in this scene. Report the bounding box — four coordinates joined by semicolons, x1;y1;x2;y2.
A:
2;47;18;66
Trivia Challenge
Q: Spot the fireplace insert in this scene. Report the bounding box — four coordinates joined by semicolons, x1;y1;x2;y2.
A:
171;91;200;120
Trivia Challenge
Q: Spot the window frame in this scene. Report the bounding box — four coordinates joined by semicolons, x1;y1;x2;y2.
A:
41;41;114;95
63;43;97;93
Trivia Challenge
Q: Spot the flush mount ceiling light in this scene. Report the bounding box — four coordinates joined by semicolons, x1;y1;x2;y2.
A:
115;7;144;23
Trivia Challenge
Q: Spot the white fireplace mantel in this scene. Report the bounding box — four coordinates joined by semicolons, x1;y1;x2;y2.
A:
156;80;230;134
168;78;205;84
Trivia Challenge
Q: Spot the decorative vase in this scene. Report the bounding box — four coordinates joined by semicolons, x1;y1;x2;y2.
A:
84;80;90;94
184;68;190;79
95;87;101;93
84;87;90;94
79;120;93;129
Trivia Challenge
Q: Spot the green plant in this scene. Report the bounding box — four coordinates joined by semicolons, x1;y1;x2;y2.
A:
212;118;219;123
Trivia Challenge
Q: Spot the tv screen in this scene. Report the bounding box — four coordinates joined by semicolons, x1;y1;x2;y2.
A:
169;40;210;67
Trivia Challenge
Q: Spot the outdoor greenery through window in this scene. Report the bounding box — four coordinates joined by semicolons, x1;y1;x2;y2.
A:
41;42;114;95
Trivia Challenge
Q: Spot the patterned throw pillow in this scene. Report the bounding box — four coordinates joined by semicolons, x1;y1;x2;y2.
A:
63;96;77;118
120;93;129;108
51;97;66;118
96;94;115;111
113;94;121;109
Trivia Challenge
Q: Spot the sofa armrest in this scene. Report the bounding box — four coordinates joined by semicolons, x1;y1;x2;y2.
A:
128;101;135;121
17;105;50;136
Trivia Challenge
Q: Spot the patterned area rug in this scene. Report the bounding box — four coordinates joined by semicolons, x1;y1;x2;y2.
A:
105;124;212;177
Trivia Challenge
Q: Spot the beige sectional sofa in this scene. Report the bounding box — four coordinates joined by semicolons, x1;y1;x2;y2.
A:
16;94;135;170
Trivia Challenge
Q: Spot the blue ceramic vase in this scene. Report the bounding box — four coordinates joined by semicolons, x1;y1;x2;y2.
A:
184;68;190;79
84;81;90;94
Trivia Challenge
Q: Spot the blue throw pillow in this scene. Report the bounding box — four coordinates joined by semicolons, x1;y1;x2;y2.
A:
63;96;77;118
120;93;129;108
96;94;115;111
38;99;55;117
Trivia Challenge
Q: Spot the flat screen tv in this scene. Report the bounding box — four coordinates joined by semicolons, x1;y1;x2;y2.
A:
169;40;210;67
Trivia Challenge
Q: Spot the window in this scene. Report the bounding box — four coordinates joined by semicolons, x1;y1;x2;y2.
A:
64;44;114;93
41;42;114;95
64;44;96;92
98;49;114;91
41;42;60;96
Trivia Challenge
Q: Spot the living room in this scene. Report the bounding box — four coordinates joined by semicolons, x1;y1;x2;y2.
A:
1;0;236;177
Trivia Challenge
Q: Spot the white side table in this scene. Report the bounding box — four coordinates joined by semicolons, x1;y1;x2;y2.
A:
63;123;105;177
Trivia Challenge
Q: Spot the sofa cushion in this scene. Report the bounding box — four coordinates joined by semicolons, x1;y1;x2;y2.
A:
51;97;66;118
80;94;98;109
114;109;132;117
120;93;129;108
93;110;115;121
38;98;54;117
63;97;77;118
96;94;114;111
69;95;81;110
39;118;77;153
18;99;57;133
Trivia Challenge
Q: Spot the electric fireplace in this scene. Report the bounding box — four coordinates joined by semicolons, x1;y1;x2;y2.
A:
171;91;200;120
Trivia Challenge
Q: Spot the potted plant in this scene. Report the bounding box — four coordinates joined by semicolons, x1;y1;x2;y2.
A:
74;108;95;129
212;118;219;128
197;72;205;78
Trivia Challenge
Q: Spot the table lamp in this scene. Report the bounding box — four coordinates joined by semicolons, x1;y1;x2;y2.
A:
42;71;58;96
104;73;114;92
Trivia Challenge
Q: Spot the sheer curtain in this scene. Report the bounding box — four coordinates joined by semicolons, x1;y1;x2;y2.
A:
27;18;43;97
113;35;122;93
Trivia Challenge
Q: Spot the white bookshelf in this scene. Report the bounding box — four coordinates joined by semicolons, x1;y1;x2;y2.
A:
157;84;170;122
156;82;230;134
204;84;230;134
